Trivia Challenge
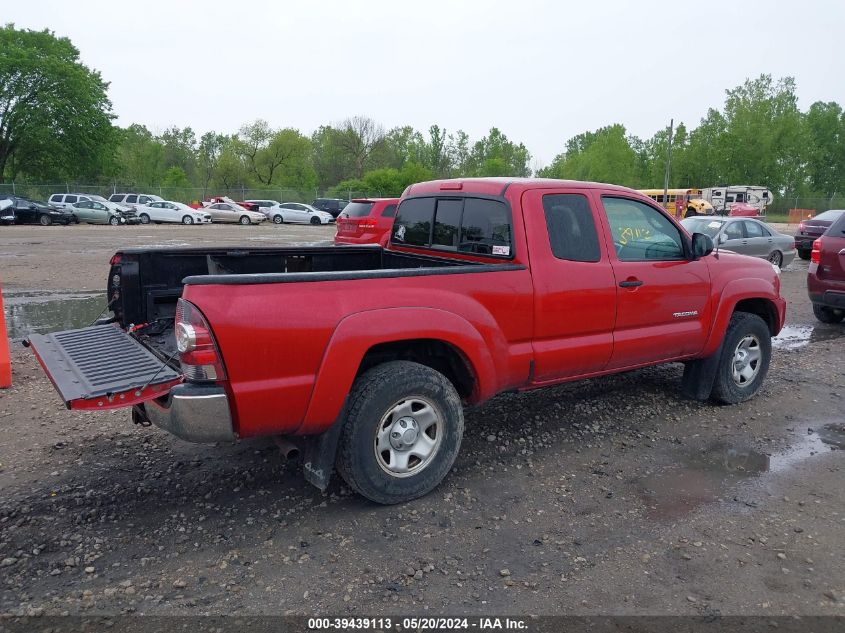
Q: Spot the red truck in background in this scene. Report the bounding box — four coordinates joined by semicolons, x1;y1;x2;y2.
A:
27;178;786;504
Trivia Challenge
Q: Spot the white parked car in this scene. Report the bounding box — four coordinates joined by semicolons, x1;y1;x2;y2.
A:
136;201;212;225
203;201;267;225
267;202;335;225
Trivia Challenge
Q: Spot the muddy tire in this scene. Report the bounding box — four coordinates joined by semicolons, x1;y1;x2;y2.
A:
813;304;845;324
711;312;771;404
336;361;464;505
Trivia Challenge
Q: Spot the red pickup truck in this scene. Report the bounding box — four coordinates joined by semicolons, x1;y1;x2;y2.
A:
27;178;786;504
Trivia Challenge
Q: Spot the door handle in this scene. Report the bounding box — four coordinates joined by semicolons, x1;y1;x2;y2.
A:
741;240;748;244
619;279;644;288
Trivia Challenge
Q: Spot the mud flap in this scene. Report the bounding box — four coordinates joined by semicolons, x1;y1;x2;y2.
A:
26;325;182;410
681;341;724;401
302;418;345;491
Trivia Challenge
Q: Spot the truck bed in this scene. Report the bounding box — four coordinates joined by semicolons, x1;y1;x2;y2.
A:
109;244;518;363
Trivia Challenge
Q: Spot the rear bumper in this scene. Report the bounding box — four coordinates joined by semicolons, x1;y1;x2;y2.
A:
334;233;383;245
141;383;235;443
809;290;845;309
794;235;818;250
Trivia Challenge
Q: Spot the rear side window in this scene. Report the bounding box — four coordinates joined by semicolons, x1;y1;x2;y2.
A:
65;195;77;203
392;196;513;257
542;194;601;262
108;194;121;202
49;194;62;203
381;204;397;218
126;195;138;204
343;202;375;218
393;198;434;246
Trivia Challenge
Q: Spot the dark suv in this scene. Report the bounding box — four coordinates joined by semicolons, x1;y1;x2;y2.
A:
807;212;845;323
311;198;349;218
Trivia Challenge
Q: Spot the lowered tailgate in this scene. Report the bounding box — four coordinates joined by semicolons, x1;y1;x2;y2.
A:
27;325;182;410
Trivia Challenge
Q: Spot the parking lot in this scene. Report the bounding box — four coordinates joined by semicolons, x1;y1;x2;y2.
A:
0;223;843;617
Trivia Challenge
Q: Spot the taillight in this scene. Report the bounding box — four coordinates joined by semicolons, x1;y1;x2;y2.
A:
109;253;122;266
175;299;227;382
810;238;822;264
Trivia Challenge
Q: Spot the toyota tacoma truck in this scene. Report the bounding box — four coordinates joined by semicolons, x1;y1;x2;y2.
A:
27;178;786;504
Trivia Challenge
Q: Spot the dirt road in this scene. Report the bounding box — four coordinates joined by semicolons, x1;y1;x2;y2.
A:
0;223;843;617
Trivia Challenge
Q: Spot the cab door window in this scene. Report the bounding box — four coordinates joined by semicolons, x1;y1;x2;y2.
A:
602;197;685;261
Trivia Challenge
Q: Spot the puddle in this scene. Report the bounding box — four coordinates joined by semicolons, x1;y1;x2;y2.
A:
640;424;843;521
772;323;844;350
3;291;108;341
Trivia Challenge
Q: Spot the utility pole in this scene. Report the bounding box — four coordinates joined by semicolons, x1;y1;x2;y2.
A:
662;118;674;205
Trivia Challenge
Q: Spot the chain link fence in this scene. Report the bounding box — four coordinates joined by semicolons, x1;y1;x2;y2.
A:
0;183;386;205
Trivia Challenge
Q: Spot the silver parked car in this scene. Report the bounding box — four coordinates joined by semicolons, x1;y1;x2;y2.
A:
681;216;796;268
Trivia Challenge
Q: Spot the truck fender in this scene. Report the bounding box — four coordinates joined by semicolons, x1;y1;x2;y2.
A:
701;277;783;358
297;307;497;435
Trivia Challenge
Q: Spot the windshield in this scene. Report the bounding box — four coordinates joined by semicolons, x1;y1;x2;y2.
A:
342;202;375;218
682;217;726;238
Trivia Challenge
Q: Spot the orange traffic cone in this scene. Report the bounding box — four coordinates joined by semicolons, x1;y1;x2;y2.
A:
0;283;10;388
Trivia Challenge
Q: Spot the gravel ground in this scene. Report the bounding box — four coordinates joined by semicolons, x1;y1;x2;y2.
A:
0;223;843;617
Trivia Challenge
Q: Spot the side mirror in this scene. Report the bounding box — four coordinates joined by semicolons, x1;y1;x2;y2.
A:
718;233;729;245
691;232;714;259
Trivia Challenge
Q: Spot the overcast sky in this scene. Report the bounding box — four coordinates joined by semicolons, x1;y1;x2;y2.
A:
7;0;845;165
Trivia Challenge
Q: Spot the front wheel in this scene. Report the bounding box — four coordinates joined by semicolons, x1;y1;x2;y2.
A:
336;361;464;504
39;214;52;226
310;216;321;225
239;215;251;225
767;250;783;268
273;214;284;224
813;304;845;324
108;216;120;226
139;213;151;224
710;312;771;404
182;215;194;225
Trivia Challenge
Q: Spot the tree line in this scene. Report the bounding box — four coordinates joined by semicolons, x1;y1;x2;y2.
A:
2;24;844;204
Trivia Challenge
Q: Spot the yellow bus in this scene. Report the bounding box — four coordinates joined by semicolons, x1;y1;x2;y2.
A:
638;188;714;219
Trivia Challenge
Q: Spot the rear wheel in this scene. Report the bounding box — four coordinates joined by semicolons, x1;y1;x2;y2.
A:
139;213;151;224
39;214;52;226
813;304;845;324
336;361;464;504
711;312;771;404
273;214;283;224
182;215;193;225
310;216;321;225
239;215;250;225
767;250;783;268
